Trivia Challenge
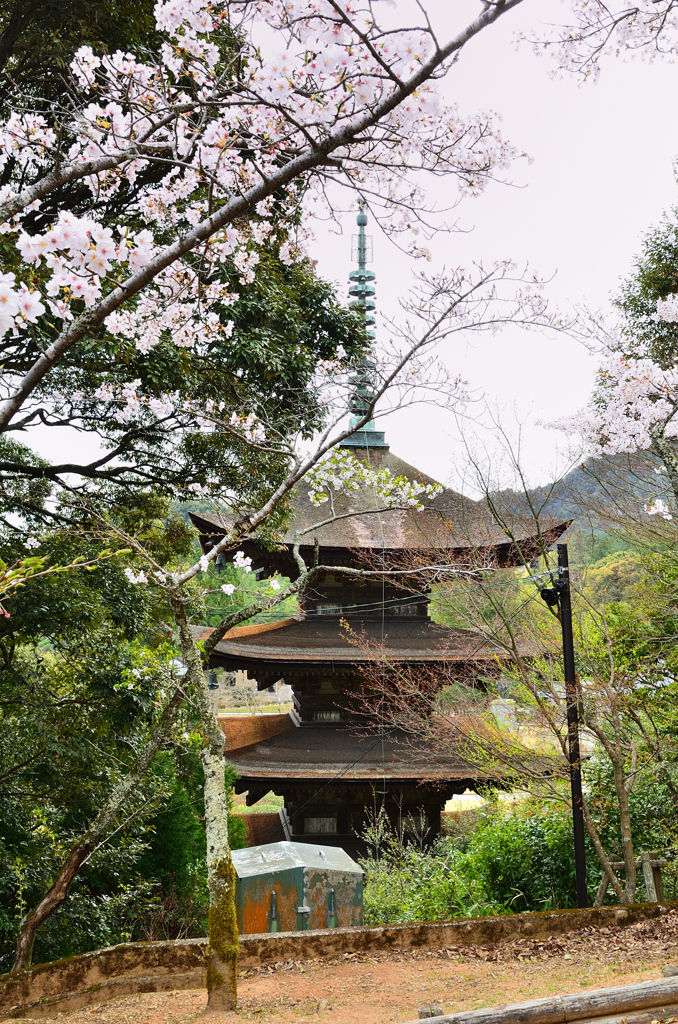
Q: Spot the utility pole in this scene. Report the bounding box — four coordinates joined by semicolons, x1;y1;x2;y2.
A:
556;543;588;908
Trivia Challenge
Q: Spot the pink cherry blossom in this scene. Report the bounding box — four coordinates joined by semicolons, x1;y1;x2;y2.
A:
0;0;533;433
548;352;678;455
646;498;673;520
16;287;45;323
533;2;678;78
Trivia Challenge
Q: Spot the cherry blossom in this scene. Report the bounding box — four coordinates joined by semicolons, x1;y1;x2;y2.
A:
0;0;527;432
548;353;678;455
0;280;20;335
656;294;678;324
646;498;673;520
535;1;678;78
17;287;46;324
124;567;148;584
306;448;442;509
232;551;252;572
221;583;236;596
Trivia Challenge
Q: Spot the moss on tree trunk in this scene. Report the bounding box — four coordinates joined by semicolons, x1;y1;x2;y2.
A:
202;746;238;1009
172;593;241;1009
205;855;239;1004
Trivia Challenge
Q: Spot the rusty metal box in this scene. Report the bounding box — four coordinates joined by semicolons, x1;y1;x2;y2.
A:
232;841;363;934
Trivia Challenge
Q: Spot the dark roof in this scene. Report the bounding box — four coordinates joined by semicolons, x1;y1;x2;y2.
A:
227;724;483;782
194;617;513;669
190;448;569;570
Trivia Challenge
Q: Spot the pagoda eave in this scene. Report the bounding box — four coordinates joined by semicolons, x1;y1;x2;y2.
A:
193;618;516;676
231;765;481;782
191;515;571;579
208;648;503;669
226;725;488;786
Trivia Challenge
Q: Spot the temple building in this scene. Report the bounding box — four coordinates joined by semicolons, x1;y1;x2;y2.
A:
192;210;567;853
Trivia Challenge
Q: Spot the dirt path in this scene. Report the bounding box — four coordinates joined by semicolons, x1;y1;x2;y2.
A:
11;912;678;1024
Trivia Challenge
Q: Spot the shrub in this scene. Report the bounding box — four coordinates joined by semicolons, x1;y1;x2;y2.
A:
360;803;580;925
460;810;578;913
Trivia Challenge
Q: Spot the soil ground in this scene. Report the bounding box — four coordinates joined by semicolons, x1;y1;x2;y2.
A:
11;912;678;1024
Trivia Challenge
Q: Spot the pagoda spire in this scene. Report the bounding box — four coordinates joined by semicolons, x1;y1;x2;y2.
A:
340;200;388;450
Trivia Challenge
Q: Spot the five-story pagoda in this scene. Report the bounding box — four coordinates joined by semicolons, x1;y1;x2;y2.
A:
192;210;567;853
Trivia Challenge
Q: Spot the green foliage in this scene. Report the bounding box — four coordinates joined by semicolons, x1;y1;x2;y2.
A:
0;700;247;966
0;830;158;968
580;552;645;608
362;842;499;926
125;754;246;942
615;205;678;368
0;0;161;105
360;804;581;926
0;503;249;967
200;561;299;628
584;752;678;901
362;762;678;927
568;527;638;568
238;791;284;814
0;754;247;965
454;808;579;913
0;632;170;968
360;810;499;925
574;543;678;673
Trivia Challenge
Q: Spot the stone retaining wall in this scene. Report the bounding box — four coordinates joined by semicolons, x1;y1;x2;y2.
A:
0;902;673;1020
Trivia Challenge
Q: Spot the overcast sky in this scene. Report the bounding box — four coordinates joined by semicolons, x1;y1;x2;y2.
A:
308;0;678;494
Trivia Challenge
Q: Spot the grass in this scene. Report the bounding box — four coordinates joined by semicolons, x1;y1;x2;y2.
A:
235;791;284;814
217;703;293;715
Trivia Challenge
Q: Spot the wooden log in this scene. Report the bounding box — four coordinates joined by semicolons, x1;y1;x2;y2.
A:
575;1002;678;1024
397;975;678;1024
609;860;667;870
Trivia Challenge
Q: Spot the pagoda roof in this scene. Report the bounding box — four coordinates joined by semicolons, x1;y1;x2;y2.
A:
193;616;517;671
226;723;484;783
190;448;569;571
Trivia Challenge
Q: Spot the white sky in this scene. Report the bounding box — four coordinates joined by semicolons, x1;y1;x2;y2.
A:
24;0;678;496
308;0;678;494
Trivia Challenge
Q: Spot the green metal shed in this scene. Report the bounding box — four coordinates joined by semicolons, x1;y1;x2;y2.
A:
232;841;363;934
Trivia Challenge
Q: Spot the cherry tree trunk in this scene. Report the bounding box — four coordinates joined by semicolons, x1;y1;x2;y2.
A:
12;686;185;971
12;844;93;971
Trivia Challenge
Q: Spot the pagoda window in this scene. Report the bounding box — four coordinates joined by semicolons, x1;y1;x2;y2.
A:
304;817;337;834
314;710;341;723
390;602;426;616
317;603;343;615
